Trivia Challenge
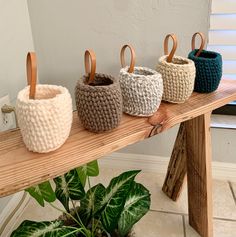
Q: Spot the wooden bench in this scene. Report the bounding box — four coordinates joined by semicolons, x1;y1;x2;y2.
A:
0;79;236;237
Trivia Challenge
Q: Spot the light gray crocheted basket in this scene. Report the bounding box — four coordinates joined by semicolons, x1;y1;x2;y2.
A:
119;66;163;117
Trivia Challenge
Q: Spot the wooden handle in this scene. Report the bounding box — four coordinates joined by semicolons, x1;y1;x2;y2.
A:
164;34;178;63
26;52;37;99
120;44;136;73
84;49;96;85
192;32;206;57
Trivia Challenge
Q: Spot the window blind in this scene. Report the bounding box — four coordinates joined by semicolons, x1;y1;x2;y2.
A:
208;0;236;106
208;0;236;80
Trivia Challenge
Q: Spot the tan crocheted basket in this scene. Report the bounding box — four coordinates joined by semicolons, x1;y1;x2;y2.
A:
156;34;196;103
119;45;163;117
75;50;122;133
16;53;73;153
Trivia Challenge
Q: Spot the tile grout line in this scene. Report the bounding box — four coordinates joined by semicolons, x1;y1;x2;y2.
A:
228;181;236;206
150;209;236;222
149;208;186;216
182;215;187;237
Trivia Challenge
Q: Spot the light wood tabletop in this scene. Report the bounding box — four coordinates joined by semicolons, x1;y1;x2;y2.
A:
0;78;236;237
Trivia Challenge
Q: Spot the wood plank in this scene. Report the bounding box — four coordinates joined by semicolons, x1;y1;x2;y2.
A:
162;122;187;201
0;79;235;197
0;114;153;197
186;113;213;237
149;79;236;134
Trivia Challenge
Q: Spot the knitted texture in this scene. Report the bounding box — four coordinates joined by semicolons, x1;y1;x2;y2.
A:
75;73;122;133
188;49;222;93
156;56;196;103
16;85;73;153
119;66;163;117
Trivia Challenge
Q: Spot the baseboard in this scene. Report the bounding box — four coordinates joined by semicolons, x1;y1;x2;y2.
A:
0;192;30;237
100;152;236;181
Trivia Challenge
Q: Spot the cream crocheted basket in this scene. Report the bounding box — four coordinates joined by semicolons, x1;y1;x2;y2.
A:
156;34;196;103
16;53;73;153
119;45;163;117
75;50;122;133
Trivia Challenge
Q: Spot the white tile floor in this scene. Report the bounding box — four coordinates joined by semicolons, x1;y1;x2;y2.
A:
12;167;236;237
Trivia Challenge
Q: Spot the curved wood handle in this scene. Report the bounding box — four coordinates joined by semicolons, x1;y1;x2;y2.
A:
192;32;206;57
84;49;96;85
120;44;136;73
26;52;37;99
164;34;178;63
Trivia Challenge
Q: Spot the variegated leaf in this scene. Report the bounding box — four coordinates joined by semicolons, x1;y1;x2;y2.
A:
118;182;151;237
79;183;106;225
26;181;56;207
54;169;85;211
11;220;78;237
77;160;99;187
99;170;141;233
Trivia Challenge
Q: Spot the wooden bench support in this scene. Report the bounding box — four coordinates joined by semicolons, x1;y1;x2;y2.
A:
162;113;213;237
186;113;213;237
162;122;187;201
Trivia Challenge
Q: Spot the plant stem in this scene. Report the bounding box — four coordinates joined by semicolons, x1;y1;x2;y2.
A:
87;176;95;237
61;228;83;237
71;200;91;237
49;203;81;227
49;203;90;237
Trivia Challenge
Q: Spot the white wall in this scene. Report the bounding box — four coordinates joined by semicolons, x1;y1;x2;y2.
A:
0;0;34;103
0;0;34;212
27;0;211;107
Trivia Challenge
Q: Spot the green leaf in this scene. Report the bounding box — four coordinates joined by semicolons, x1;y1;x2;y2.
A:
118;182;151;237
79;183;106;225
11;220;78;237
26;181;56;207
99;170;141;233
77;160;99;187
54;169;85;211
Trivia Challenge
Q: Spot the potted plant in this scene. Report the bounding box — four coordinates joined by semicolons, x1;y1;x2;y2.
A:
11;161;151;237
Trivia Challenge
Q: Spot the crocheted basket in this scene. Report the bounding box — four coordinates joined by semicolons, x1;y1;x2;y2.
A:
75;49;122;133
119;45;163;117
188;32;222;93
16;53;73;153
156;34;196;103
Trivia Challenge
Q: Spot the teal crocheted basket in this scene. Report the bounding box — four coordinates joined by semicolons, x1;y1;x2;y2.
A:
188;49;222;93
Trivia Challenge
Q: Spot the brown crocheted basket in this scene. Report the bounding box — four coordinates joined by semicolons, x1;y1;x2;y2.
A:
75;50;122;133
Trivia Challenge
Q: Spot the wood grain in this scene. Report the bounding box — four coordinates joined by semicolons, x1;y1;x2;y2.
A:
186;113;213;237
149;79;236;135
162;122;187;201
0;79;235;197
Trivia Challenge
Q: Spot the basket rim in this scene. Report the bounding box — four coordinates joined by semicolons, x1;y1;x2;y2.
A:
188;49;222;62
17;84;70;104
120;66;161;79
77;73;119;90
158;55;195;68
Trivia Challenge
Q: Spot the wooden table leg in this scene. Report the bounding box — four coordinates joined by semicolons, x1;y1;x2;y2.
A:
162;122;187;201
162;113;213;237
185;112;213;237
